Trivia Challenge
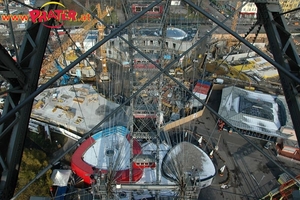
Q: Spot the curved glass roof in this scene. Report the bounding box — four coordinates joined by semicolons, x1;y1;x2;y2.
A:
166;27;187;40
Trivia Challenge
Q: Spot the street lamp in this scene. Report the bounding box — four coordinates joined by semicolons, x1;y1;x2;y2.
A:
215;133;221;151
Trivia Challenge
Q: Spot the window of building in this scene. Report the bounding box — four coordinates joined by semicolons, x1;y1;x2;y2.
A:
153;7;160;12
135;6;141;12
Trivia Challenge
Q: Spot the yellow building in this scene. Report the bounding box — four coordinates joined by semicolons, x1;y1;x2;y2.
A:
230;60;255;71
239;1;300;18
279;0;300;17
246;57;279;80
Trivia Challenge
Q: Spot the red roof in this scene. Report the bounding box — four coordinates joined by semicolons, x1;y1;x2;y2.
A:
193;83;211;94
71;134;144;184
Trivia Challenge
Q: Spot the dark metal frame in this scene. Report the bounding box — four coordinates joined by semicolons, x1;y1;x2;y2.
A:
0;2;60;198
0;0;299;198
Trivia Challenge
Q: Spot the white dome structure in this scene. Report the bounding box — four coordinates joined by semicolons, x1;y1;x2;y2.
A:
166;27;188;40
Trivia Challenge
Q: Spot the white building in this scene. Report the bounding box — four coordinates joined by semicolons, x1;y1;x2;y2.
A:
218;86;291;141
31;84;130;134
24;0;30;5
83;32;98;53
246;57;279;80
240;2;257;18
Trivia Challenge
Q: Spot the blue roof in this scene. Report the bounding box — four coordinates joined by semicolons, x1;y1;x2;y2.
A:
197;80;211;86
92;126;129;140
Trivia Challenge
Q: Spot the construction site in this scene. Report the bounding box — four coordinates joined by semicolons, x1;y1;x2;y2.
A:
0;0;300;199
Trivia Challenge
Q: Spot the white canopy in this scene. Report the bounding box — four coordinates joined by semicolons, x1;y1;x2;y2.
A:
51;169;72;187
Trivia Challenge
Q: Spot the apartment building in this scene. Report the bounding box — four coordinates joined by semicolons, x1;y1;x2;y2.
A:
239;0;300;19
279;0;300;17
240;2;257;18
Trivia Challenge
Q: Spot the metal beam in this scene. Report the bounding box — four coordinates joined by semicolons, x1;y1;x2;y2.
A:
0;46;26;86
116;0;300;188
10;1;164;198
0;2;59;199
0;0;162;126
8;0;300;199
12;19;214;199
183;0;300;85
115;184;178;190
255;2;300;147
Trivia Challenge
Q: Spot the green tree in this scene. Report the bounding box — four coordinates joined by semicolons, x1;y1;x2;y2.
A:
15;148;53;200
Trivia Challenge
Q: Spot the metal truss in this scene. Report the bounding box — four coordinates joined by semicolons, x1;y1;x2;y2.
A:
0;2;61;199
0;0;299;199
254;1;300;148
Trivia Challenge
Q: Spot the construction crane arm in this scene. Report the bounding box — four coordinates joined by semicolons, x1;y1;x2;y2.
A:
40;5;113;82
231;1;242;31
97;4;114;81
41;18;97;75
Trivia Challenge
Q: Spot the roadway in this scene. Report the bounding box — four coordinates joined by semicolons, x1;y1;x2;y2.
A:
178;89;300;199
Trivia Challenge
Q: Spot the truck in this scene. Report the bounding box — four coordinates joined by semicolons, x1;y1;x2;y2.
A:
213;78;224;84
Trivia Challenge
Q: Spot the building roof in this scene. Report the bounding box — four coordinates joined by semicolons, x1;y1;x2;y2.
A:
83;127;132;170
189;80;212;107
133;53;158;60
137;142;175;185
71;126;143;184
166;27;187;40
246;57;278;79
31;84;129;134
162;141;216;182
86;35;97;40
137;27;188;40
71;127;215;192
218;86;289;138
51;169;72;187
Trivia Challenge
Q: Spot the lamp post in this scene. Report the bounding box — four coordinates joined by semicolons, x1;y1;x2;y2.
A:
215;133;222;151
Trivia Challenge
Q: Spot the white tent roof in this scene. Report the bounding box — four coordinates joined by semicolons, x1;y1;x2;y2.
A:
51;169;72;187
218;86;289;137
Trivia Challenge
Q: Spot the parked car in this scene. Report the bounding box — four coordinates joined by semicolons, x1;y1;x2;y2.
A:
264;141;272;149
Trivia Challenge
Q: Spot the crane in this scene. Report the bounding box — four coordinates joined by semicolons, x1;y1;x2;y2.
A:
231;1;242;31
54;60;69;85
97;4;111;81
0;0;300;199
40;18;97;77
39;4;113;84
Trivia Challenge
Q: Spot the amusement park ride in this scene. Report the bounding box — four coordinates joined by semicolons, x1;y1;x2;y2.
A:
0;0;299;199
